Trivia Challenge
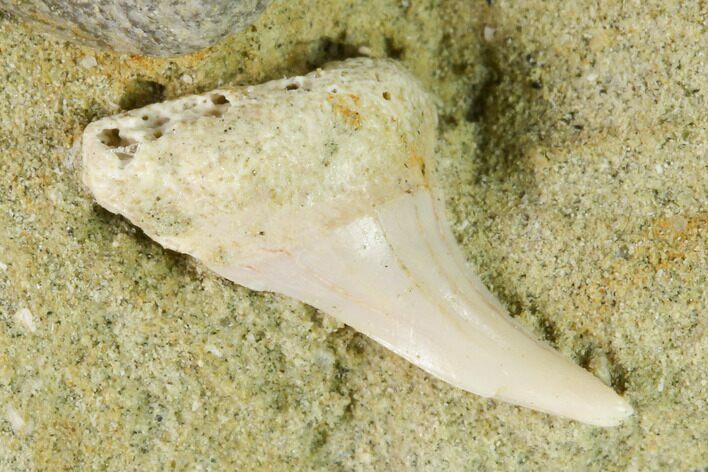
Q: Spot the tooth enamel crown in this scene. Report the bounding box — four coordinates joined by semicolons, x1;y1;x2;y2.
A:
82;58;633;427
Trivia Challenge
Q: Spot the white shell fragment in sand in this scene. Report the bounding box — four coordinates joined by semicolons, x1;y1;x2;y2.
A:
14;307;37;333
5;405;26;433
81;58;633;426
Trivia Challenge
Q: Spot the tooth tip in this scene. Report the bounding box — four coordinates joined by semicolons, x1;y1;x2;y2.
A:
610;396;635;423
582;393;634;427
575;386;635;427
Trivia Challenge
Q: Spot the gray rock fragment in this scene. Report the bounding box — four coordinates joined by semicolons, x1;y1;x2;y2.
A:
0;0;271;56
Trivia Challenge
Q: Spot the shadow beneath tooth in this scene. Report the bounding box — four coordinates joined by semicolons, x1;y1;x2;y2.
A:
90;203;192;273
119;79;166;111
286;34;364;74
464;42;549;183
443;33;568;351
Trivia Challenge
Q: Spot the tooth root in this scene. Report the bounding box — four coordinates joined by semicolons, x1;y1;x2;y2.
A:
210;190;633;427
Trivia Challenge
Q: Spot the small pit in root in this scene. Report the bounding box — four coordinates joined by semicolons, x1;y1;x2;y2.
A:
98;128;137;165
99;128;132;148
210;94;229;105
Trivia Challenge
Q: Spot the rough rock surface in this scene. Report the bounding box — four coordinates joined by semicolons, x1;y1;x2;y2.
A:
0;0;271;56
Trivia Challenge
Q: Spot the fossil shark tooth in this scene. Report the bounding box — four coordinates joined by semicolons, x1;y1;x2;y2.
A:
81;58;633;426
